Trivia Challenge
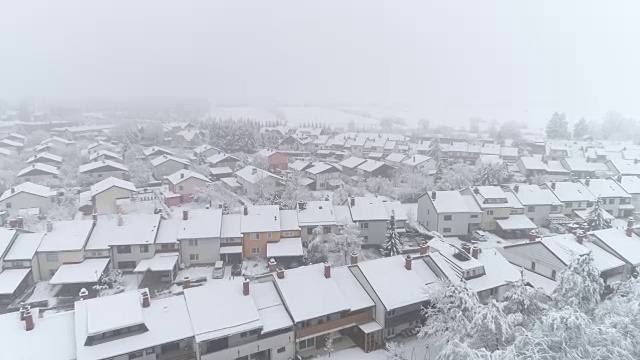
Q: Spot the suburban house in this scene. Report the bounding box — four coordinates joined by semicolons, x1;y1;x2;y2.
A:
210;167;233;180
338;157;367;179
207;153;241;169
516;157;548;178
177;209;223;266
173;128;201;147
79;160;129;181
499;147;519;162
17;163;59;184
613;175;640;211
578;178;633;217
90;177;137;215
184;281;294;360
543;144;571;162
270;262;378;356
3;133;26;144
240;205;284;259
144;146;174;159
193;144;222;160
219;214;243;263
167;169;211;203
86;140;117;155
461;186;512;231
504;184;563;227
88;150;123;163
297;200;339;244
154;218;180;255
35;220;95;281
356;160;394;179
303;163;342;190
589;227;640;278
0;182;56;214
384;153;407;167
235;166;284;200
0;139;24;152
26;152;63;167
544;181;596;217
41;136;75;150
350;252;438;340
401;155;436;173
417;191;482;236
0;229;29;303
347;196;407;246
257;149;289;170
150;155;190;180
561;158;611;179
3;232;45;283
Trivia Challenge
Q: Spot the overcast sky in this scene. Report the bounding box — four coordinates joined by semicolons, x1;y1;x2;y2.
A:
1;1;638;126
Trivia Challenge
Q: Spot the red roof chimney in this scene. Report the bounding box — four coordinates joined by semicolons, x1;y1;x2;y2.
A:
471;245;480;259
79;288;88;300
244;205;249;216
276;268;285;279
576;231;585;244
141;291;150;308
324;262;331;278
182;276;191;290
24;307;34;331
350;251;358;265
627;227;634;238
243;278;250;296
528;231;537;242
404;255;412;270
419;243;428;255
182;210;189;221
268;258;277;273
627;217;634;229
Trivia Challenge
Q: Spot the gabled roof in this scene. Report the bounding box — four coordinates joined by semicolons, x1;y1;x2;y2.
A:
150;155;189;167
240;205;281;233
0;182;53;202
506;184;562;206
402;154;432;166
540;234;625;272
79;160;128;174
220;214;242;238
349;197;405;221
420;191;481;213
357;159;387;173
17;163;60;177
143;146;174;157
26;152;63;164
178;209;223;239
338;156;366;169
616;175;640;194
85;214;161;250
545;181;595;202
579;178;631;198
90;177;136;196
166;169;210;185
235;166;283;184
385;153;407;163
4;232;44;261
591;228;640;266
297;201;337;226
206;153;240;165
37;220;94;252
517;156;547;170
306;162;340;175
89;150;123;162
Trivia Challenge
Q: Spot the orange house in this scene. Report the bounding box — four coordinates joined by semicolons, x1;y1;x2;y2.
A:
240;206;302;259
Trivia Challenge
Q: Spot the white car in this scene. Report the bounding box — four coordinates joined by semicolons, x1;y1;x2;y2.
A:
212;260;225;279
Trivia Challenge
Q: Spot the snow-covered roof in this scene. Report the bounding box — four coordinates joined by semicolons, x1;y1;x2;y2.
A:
0;268;31;295
42;136;75;145
75;290;193;360
590;228;640;266
541;234;625;272
546;161;571;174
219;246;242;254
193;144;216;154
495;214;537;230
306;162;339;175
27;152;63;164
4;232;44;261
220;214;242;238
79;160;128;174
279;210;300;231
579;178;631;198
220;177;241;188
421;191;481;213
334;205;353;223
86;214;161;250
546;181;596;202
297;201;337;226
0;310;76;360
402;154;432;166
518;156;547;170
237;166;284;184
615;175;640;195
289;160;311;172
206;153;239;166
166;169;210;185
562;158;609;172
184;282;262;342
90;177;136;196
251;281;293;334
37;220;94;252
267;237;303;257
155;219;179;244
0;182;53;202
143;146;174;157
178;209;223;239
133;254;179;272
89;150;122;162
209;166;232;175
507;184;563;206
0;139;23;147
150;154;189;167
609;159;640;176
357;159;387;173
385;153;407;163
338;156;366;169
49;258;110;285
17;163;59;177
500;147;519;157
520;268;558;295
466;186;510;208
240;205;281;233
175;129;198;141
274;263;352;322
349;197;402;222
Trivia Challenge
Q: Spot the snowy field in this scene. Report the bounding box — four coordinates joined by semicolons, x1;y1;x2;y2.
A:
208;106;278;122
277;106;381;129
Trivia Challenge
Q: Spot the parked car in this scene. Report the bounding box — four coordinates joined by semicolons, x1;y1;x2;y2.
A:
231;263;242;276
212;260;225;279
473;230;489;242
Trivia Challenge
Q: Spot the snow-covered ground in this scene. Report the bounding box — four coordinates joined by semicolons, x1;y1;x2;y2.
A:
209;106;278;122
277;106;381;129
315;336;436;360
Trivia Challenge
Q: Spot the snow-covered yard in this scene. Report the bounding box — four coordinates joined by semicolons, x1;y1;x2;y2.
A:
315;336;437;360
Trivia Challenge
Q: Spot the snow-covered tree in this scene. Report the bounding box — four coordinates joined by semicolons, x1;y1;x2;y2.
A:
585;196;612;230
428;138;443;161
382;210;403;257
279;171;317;209
306;226;331;264
48;191;79;221
25;130;50;147
93;269;124;296
324;332;335;357
573;118;589;139
502;276;548;327
250;155;269;171
552;253;604;312
434;159;446;184
546;112;570;139
385;342;409;360
191;183;240;212
475;162;509;186
436;163;475;191
332;221;362;266
466;300;514;352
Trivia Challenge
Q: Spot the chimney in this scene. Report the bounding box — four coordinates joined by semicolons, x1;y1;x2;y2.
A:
244;205;249;216
19;304;26;320
24;307;34;331
141;291;151;308
45;220;53;233
324;262;331;278
405;255;412;270
617;175;623;183
92;212;98;222
117;213;123;226
471;245;480;259
528;231;537;242
550;182;556;190
431;191;436;200
16;217;23;229
576;231;585;244
413;156;415;162
218;203;222;209
180;172;185;179
10;187;14;194
276;268;285;279
418;243;428;255
627;217;634;229
243;278;250;296
350;251;358;265
79;288;88;300
473;187;480;195
585;177;591;186
350;196;355;207
182;210;189;221
268;259;277;272
513;184;519;193
626;217;635;237
182;276;191;290
461;243;471;255
252;168;258;174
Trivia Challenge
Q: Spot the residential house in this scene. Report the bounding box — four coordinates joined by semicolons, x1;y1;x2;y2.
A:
545;181;596;217
3;232;44;282
167;169;211;203
499;147;519;162
144;146;174;159
614;175;640;211
504;184;563;227
297;201;339;243
543;144;570;162
561;158;611;179
150;155;190;180
304;163;342;190
17;163;59;184
79;160;129;181
90;177;137;215
339;157;367;180
86;140;117;155
88;150;123;163
193;144;222;161
280;134;312;150
0;139;24;152
26;152;63;167
240;205;282;259
516;157;548;178
219;214;243;263
210;166;233;180
417;191;482;236
207;153;241;169
579;178;633;217
173;128;201;147
257;149;289;170
0;182;56;214
41;136;75;150
401;155;436;173
235;166;284;200
178;209;223;266
0;229;27;303
589;227;640;279
357;160;394;179
347;196;407;246
36;220;95;280
3;133;26;144
384;153;407;167
461;186;512;231
184;281;294;360
154;218;180;255
606;159;640;177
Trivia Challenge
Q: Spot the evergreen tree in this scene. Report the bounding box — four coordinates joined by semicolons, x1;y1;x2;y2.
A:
546;112;570;139
428;138;443;161
552;253;604;312
382;210;403;257
434;159;446;184
573;118;589;139
586;196;612;230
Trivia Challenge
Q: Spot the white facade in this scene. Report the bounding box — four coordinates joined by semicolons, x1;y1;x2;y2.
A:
179;238;220;266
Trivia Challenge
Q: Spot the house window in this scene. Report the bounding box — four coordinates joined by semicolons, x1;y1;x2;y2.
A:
487;210;494;215
128;350;144;359
140;245;149;253
97;173;103;178
608;199;615;205
565;202;572;208
5;202;11;209
443;215;452;221
251;247;260;254
161;243;176;249
323;227;331;234
363;236;368;242
145;348;155;355
527;206;535;213
551;270;557;279
307;228;313;235
443;227;451;233
251;233;260;240
117;245;132;254
531;262;536;271
118;261;136;269
277;347;286;354
179;186;184;191
267;232;272;238
299;337;315;350
471;214;478;218
360;222;369;229
46;253;59;262
189;254;199;261
188;239;198;246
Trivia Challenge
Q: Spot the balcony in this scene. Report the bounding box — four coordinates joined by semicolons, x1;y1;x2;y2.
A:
385;310;421;328
296;311;373;339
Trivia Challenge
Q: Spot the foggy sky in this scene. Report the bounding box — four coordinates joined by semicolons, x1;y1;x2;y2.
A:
1;0;639;126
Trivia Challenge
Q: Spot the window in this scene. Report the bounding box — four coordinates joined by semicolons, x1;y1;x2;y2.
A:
251;247;260;254
565;202;572;208
551;270;557;280
189;254;199;261
487;210;494;215
46;253;59;262
5;202;11;209
161;243;176;249
251;233;260;240
140;245;149;253
299;337;315;350
97;173;103;178
307;228;313;235
443;227;451;233
188;239;198;246
470;214;478;218
323;227;331;234
551;205;560;212
179;185;183;191
283;231;293;237
145;348;155;355
267;232;272;238
118;261;136;269
387;309;396;317
363;236;368;242
360;222;369;229
128;350;143;359
527;206;535;213
277;347;286;354
609;199;615;205
249;329;259;336
240;331;248;338
531;262;536;271
117;245;131;254
443;215;452;221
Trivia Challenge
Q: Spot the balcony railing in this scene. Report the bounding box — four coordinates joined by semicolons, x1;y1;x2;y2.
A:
296;311;373;339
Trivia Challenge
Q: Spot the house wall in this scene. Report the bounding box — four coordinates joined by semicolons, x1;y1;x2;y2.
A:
480;207;511;231
501;242;565;280
630;194;640;213
112;244;157;271
17;174;56;185
36;250;85;280
310;171;341;190
83;169;128;181
200;331;294;360
356;220;387;246
94;187;135;215
0;192;54;213
300;225;338;243
243;231;282;258
521;204;555;227
154;160;188;180
168;177;209;202
269;153;289;170
179;237;220;265
560;200;590;216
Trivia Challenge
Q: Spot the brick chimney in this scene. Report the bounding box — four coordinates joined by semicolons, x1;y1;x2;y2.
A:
473;187;480;195
350;196;355;207
431;191;436;200
350;251;358;265
180;172;185;179
252;168;258;175
585;177;591;186
10;187;14;194
16;217;23;229
182;210;189;221
141;291;150;308
243;278;250;296
276;268;285;279
92;212;98;222
471;245;480;259
419;242;428;255
79;288;88;300
46;220;53;233
182;276;191;290
461;243;471;255
117;213;123;226
550;182;556;190
244;205;249;216
404;255;412;270
24;306;34;331
268;258;277;273
528;231;537;242
576;231;585;244
513;184;519;193
324;262;331;278
627;217;635;237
